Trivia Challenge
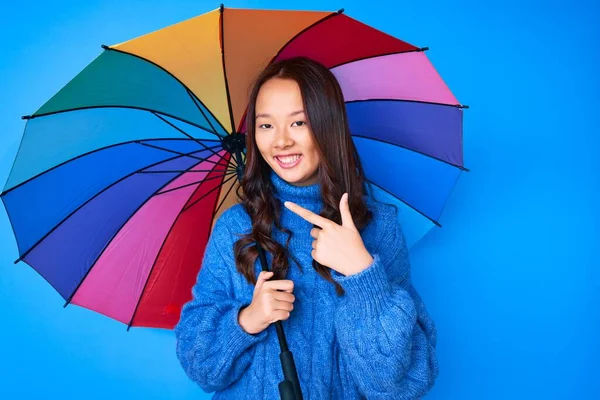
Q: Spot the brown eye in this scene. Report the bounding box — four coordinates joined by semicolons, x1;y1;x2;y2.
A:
258;124;272;129
292;121;306;127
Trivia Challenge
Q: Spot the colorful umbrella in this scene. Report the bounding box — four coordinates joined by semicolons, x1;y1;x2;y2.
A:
1;5;468;330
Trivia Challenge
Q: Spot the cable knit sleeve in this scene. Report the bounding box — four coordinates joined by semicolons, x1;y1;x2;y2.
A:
174;213;268;393
331;213;439;399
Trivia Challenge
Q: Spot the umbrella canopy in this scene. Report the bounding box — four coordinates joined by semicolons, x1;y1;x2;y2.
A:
1;6;467;329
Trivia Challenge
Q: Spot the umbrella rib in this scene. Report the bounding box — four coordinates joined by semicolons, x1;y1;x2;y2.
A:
61;159;223;310
186;90;229;137
269;11;341;65
329;47;427;70
185;89;224;137
126;161;235;330
12;150;231;264
99;44;231;135
136;141;226;166
346;98;468;109
139;169;232;174
156;170;238;196
219;5;237;134
184;90;238;168
151;111;230;164
364;178;442;227
0;139;221;198
433;167;464;227
352;134;469;172
182;173;238;213
23;105;228;138
210;173;239;220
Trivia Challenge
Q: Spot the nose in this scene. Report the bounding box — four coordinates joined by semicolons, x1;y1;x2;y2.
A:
274;126;294;149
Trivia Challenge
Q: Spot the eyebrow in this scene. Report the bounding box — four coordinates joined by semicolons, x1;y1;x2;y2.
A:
255;110;305;119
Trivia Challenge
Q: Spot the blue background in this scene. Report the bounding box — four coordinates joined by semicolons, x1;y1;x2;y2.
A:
1;0;598;399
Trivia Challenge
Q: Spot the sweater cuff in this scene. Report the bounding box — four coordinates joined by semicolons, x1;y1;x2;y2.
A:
221;302;268;358
331;253;392;315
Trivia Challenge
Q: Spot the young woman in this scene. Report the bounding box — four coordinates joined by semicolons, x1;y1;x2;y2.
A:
174;57;439;399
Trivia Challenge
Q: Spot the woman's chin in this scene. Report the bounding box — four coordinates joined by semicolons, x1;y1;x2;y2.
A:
282;171;319;187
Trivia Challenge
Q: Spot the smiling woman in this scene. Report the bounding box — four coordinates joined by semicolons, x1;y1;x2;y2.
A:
174;56;440;399
237;57;374;293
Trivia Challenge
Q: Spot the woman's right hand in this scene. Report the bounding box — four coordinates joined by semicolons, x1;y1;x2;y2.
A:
238;271;296;335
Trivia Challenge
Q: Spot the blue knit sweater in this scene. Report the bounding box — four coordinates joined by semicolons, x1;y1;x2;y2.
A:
174;170;439;399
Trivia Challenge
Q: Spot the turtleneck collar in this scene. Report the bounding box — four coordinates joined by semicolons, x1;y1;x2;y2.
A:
270;169;322;206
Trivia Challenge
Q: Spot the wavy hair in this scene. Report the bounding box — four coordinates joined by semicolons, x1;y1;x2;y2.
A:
233;57;373;297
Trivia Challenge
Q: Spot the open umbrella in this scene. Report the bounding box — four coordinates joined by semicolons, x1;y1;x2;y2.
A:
1;4;468;399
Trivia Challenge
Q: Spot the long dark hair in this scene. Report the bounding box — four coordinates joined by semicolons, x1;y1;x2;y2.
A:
233;57;373;297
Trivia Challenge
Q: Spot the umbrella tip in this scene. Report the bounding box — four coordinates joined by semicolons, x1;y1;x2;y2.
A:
337;8;344;14
21;115;31;120
220;3;224;11
419;47;429;52
101;44;111;51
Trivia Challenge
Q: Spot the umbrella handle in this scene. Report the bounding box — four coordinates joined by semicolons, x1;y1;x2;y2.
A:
279;379;298;400
280;350;303;400
279;379;296;399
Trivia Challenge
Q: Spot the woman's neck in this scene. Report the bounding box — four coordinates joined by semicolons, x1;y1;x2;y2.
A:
270;169;322;207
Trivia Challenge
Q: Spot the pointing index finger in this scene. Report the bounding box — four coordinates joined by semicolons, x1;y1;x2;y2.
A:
284;201;330;228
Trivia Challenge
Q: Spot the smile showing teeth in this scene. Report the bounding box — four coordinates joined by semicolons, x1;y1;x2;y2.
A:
276;154;301;164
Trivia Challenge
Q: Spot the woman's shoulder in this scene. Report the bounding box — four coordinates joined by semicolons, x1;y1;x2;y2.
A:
360;195;402;249
364;195;399;227
211;203;252;237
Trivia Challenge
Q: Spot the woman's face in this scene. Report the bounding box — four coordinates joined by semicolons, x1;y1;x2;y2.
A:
254;77;320;187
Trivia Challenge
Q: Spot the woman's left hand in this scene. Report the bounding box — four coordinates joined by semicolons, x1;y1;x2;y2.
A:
284;193;374;277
